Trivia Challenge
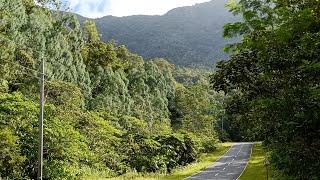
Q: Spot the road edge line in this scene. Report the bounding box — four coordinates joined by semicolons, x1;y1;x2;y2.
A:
183;143;235;180
236;142;255;180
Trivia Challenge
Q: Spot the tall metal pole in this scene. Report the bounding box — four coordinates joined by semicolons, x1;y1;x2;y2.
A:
38;58;45;180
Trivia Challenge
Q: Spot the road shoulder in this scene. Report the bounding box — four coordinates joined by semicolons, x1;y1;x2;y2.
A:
238;142;268;180
166;142;233;180
186;142;254;180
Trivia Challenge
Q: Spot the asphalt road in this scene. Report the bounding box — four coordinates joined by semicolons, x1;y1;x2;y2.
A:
186;142;254;180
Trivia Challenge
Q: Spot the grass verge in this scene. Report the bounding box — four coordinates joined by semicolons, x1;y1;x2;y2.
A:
239;142;279;180
163;142;233;180
107;142;233;180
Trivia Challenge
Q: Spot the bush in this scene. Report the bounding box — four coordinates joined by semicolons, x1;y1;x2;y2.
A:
200;136;218;153
0;128;26;179
0;93;116;179
121;133;201;174
121;134;165;173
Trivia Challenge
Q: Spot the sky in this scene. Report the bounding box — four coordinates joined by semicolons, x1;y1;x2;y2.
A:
60;0;211;18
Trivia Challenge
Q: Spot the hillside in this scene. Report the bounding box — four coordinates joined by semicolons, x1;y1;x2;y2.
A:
1;0;320;179
0;1;224;179
79;0;240;67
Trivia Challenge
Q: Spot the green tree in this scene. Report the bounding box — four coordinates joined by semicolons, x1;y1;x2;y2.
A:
211;0;320;178
0;128;26;179
83;20;100;43
0;0;221;178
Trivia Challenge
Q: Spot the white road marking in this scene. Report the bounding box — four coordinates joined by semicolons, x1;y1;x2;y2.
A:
236;143;254;180
185;143;254;180
184;143;236;179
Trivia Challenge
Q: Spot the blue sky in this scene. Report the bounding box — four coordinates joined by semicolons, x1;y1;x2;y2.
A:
60;0;210;18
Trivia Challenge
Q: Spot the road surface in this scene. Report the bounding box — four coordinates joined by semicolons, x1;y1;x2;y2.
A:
186;142;254;180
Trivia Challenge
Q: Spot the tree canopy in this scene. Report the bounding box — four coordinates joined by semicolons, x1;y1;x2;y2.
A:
211;0;320;179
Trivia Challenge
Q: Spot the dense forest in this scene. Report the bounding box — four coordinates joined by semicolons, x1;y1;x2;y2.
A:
78;0;240;67
0;0;224;179
1;0;320;179
212;0;320;179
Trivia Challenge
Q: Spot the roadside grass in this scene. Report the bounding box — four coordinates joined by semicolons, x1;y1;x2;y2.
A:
107;142;233;180
238;142;266;180
163;142;233;180
239;142;279;180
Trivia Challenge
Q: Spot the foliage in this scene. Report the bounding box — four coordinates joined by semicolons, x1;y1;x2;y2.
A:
239;143;269;180
211;0;320;179
108;142;232;180
173;67;211;86
0;0;223;179
45;80;85;108
121;133;199;174
0;0;91;98
0;128;26;179
171;69;224;147
82;30;176;125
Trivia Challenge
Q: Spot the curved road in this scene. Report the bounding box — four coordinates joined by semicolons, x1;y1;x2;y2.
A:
186;142;254;180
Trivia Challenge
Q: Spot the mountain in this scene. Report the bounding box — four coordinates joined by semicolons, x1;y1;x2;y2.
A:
80;0;240;67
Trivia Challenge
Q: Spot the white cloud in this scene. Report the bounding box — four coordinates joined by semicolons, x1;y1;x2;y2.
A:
64;0;210;18
107;0;210;17
64;0;111;18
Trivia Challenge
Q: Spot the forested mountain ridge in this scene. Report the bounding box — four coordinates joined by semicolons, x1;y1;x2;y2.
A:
78;0;240;67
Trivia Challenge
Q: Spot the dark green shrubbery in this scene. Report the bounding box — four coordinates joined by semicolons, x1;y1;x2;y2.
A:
121;133;200;174
200;136;218;153
211;0;320;178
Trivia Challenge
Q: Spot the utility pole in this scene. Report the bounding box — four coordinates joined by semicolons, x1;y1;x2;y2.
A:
38;58;45;180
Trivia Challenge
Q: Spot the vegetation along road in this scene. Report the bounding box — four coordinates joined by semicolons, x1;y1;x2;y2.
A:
187;143;254;180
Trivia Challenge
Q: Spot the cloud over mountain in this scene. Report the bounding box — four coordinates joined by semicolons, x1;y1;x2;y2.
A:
63;0;210;18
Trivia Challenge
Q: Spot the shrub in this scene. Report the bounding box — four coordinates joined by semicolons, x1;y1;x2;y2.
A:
0;128;26;179
200;136;218;153
120;133;201;174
